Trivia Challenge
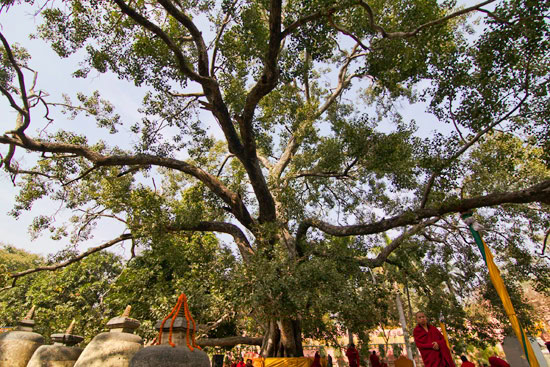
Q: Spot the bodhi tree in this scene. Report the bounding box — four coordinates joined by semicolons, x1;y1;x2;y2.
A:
1;0;549;357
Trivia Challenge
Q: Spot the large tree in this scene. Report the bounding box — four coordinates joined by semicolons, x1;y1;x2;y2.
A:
0;0;549;357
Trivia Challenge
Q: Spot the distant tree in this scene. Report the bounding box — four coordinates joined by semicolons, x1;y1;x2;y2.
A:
0;244;123;343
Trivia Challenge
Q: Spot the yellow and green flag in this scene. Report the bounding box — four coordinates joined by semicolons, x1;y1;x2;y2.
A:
461;213;539;367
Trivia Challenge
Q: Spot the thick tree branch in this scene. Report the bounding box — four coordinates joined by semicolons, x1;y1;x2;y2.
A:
196;336;263;347
234;0;282;224
358;0;497;39
2;233;132;291
241;0;282;136
242;0;282;124
0;134;255;229
297;179;550;242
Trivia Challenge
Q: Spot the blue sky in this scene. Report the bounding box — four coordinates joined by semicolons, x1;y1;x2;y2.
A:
0;3;147;256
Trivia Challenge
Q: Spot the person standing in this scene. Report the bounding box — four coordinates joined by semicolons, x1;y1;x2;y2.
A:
460;356;475;367
236;357;246;367
370;351;381;367
413;311;455;367
311;352;322;367
346;344;360;367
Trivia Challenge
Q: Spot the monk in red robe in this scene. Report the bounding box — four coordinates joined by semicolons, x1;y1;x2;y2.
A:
311;352;322;367
370;351;381;367
488;356;510;367
236;357;246;367
346;344;360;367
413;312;455;367
460;355;475;367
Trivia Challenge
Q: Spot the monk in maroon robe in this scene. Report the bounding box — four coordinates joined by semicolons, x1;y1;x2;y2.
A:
488;356;510;367
311;352;322;367
346;344;360;367
370;351;381;367
413;312;455;367
460;355;475;367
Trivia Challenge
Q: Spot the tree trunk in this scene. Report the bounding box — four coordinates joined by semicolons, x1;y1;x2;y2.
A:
260;318;304;357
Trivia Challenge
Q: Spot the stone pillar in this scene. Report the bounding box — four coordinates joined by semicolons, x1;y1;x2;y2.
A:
130;306;210;367
27;319;85;367
74;305;143;367
0;306;44;367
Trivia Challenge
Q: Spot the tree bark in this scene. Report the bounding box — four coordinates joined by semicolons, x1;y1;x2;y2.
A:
260;318;304;357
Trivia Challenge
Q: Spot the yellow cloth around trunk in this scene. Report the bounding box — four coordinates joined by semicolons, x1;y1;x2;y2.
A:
253;357;327;367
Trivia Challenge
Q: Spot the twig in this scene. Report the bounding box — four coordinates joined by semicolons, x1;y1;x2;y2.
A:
327;14;370;51
217;154;235;176
210;1;236;76
62;165;98;186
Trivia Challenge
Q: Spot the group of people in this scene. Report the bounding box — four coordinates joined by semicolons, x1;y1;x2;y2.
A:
229;357;254;367
230;311;514;367
414;311;511;367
